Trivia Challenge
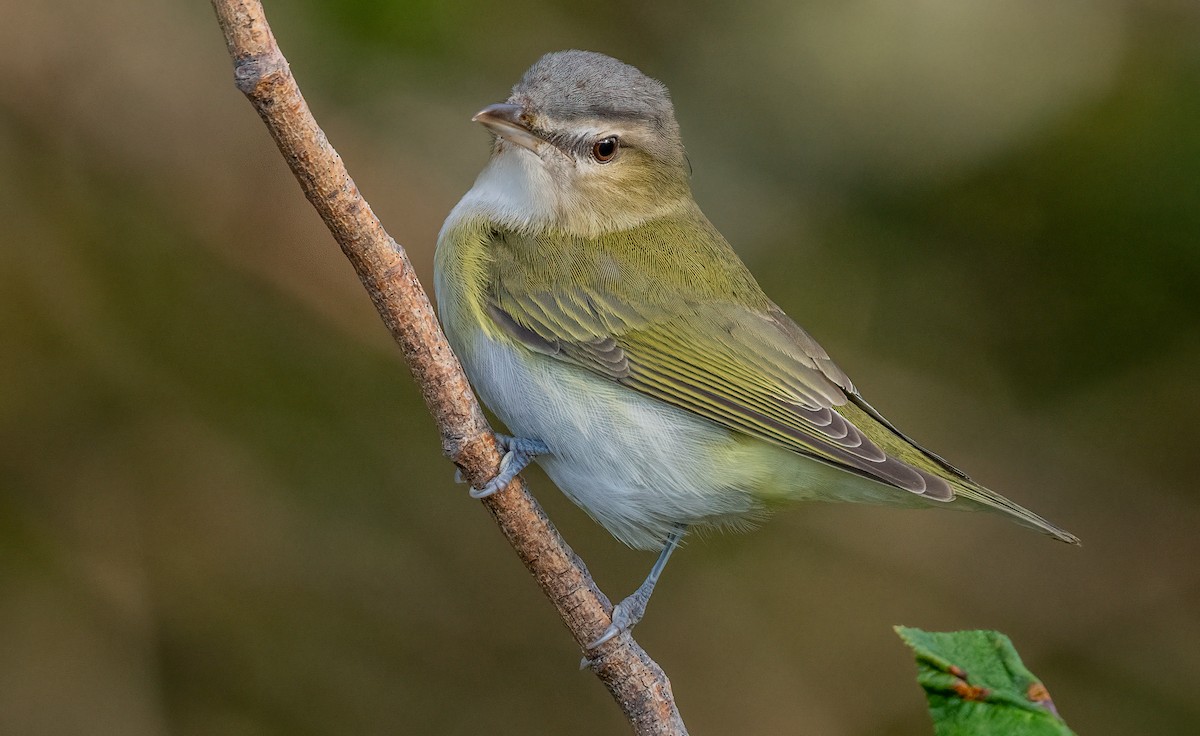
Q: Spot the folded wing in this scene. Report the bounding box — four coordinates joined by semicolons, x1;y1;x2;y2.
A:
488;285;958;501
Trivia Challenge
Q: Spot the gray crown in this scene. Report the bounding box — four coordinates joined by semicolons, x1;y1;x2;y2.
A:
510;50;679;136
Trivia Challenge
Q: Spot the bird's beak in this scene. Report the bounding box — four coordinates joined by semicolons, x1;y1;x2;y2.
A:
472;103;546;153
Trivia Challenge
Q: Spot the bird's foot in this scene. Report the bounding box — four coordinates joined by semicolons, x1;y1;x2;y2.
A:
464;434;549;499
580;529;684;668
590;586;653;649
579;591;653;669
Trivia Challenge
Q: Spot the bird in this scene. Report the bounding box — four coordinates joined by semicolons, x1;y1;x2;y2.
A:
434;49;1079;649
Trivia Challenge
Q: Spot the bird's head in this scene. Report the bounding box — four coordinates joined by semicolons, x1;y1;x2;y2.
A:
470;50;692;236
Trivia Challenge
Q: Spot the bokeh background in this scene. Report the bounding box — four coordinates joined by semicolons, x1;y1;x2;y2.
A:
3;0;1198;733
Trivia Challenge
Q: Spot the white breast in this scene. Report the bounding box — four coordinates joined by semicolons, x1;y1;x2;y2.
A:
461;329;760;550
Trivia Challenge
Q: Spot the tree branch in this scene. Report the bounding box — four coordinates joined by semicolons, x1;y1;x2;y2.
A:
209;1;686;733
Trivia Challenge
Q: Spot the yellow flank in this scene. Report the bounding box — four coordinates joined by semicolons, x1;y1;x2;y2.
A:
434;218;498;344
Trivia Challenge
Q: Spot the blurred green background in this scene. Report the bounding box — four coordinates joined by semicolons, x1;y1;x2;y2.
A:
2;1;1198;733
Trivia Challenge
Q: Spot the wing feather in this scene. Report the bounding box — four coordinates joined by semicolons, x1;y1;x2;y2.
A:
488;287;956;499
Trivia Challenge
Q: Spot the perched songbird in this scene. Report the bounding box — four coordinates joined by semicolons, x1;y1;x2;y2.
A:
435;50;1079;648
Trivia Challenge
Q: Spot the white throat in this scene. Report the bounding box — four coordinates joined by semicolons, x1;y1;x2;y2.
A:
445;148;561;233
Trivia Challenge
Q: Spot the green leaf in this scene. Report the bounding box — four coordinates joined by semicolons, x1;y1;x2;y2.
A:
895;627;1075;736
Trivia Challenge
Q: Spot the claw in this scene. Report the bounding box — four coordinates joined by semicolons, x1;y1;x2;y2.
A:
468;435;549;499
587;593;648;648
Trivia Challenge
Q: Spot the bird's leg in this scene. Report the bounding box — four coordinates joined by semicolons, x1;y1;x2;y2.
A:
464;434;549;499
588;527;686;649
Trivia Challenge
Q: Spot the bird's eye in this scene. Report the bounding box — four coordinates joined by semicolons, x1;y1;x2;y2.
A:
591;136;619;163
